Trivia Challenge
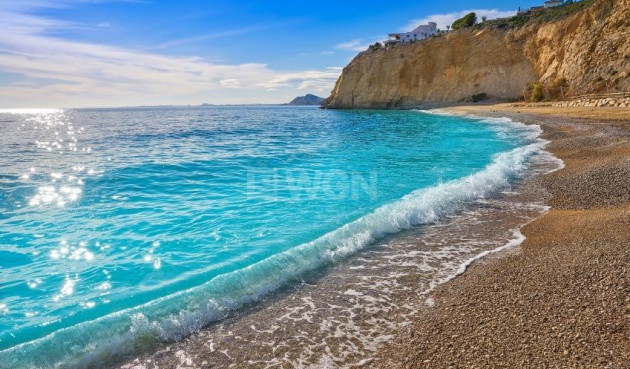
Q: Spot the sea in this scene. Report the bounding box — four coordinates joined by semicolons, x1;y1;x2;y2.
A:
0;106;562;368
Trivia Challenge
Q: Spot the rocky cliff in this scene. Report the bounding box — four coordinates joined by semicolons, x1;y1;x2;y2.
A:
322;0;630;109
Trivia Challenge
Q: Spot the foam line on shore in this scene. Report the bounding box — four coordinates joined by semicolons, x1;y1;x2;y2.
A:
424;219;540;299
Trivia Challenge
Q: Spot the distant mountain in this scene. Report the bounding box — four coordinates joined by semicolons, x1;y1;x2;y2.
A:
288;94;325;106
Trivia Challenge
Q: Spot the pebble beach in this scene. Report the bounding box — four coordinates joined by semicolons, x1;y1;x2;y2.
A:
377;104;630;368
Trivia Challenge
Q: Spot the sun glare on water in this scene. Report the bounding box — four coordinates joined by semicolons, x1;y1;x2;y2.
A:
0;109;64;115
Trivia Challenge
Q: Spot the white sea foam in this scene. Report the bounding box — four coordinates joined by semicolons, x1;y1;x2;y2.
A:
0;114;563;369
428;228;527;291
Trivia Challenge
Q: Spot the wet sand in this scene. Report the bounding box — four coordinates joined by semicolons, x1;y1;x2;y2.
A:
377;104;630;367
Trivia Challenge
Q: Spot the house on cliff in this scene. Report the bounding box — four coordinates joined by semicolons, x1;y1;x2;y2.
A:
387;22;437;44
519;0;570;14
544;0;564;7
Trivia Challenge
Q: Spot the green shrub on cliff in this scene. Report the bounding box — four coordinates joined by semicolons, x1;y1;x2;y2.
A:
549;77;569;99
452;12;477;30
531;83;545;102
368;42;382;51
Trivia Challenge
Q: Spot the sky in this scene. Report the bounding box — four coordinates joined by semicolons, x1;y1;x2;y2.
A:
0;0;542;108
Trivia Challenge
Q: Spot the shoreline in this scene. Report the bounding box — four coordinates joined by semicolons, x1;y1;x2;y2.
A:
116;108;565;368
376;104;630;367
110;104;630;368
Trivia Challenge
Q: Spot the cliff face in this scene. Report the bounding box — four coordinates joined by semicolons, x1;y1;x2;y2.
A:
322;0;630;109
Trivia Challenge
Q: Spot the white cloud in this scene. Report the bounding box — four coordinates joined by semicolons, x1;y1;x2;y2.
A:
0;1;340;107
403;8;516;31
220;79;241;88
258;70;341;91
335;39;369;52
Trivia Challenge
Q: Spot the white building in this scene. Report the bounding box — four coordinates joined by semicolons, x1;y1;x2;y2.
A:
544;0;564;7
388;22;437;43
518;0;570;15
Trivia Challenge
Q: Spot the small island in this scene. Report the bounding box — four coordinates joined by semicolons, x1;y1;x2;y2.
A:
287;94;325;106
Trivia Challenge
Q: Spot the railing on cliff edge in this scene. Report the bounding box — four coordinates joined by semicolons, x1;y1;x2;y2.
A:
566;91;630;101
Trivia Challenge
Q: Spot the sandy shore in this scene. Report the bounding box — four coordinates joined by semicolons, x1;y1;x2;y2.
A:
377;104;630;367
118;104;629;369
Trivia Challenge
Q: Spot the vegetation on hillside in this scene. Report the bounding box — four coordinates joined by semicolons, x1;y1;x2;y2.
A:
451;12;477;30
368;42;382;51
531;83;545;102
369;0;600;53
487;0;599;30
523;77;570;102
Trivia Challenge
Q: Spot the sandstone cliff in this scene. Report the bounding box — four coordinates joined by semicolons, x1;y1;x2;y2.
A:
322;0;630;109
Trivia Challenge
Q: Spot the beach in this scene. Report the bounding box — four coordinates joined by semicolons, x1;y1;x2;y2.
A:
114;104;630;368
3;104;617;368
377;104;630;367
110;104;630;369
1;107;553;368
2;0;628;367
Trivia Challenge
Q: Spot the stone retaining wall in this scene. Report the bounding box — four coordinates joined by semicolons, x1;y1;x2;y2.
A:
554;96;630;108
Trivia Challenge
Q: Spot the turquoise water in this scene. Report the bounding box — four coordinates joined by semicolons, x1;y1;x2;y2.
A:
0;106;542;367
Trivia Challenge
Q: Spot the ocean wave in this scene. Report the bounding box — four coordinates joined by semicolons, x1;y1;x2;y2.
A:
0;116;558;369
418;109;564;174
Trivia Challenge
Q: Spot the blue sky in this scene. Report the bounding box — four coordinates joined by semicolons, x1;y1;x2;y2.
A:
0;0;542;108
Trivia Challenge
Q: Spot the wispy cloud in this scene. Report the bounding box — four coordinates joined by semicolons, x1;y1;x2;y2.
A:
151;26;262;50
335;39;369;52
220;79;241;88
258;69;342;91
0;2;340;107
403;8;516;31
151;18;305;50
